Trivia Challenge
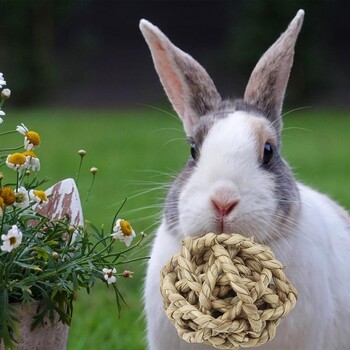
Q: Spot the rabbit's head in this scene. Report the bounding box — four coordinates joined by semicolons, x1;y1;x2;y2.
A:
140;10;304;243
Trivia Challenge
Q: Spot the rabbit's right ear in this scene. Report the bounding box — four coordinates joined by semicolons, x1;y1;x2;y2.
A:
140;19;221;136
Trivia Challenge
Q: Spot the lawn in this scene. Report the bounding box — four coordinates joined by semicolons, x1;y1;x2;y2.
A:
2;107;349;349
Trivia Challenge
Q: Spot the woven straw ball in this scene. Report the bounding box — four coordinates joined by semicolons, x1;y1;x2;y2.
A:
160;233;297;349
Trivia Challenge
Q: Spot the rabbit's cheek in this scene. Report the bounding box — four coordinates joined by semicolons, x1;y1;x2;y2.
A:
178;187;212;237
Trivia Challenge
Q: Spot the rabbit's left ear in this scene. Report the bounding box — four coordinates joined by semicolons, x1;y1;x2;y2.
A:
244;10;304;135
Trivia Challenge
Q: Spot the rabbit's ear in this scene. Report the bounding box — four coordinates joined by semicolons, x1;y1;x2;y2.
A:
244;10;304;135
140;19;221;136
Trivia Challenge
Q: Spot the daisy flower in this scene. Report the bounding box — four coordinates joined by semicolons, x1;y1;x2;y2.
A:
111;219;136;247
6;153;29;171
14;187;30;209
0;187;16;206
0;87;10;123
16;123;41;150
22;150;40;171
29;189;47;204
0;197;4;217
1;225;22;253
102;268;117;284
0;72;6;88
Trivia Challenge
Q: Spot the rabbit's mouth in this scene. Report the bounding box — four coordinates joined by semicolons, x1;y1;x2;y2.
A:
212;216;237;235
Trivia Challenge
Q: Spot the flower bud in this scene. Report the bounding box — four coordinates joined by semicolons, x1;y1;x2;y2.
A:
1;88;11;99
90;167;98;174
78;149;86;157
122;270;134;278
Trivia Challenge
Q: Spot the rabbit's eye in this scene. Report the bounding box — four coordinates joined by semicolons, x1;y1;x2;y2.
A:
190;142;198;160
262;142;273;165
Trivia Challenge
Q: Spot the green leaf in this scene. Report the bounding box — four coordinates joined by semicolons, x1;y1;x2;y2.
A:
13;261;43;272
43;240;59;247
0;289;18;349
72;272;79;291
34;247;49;261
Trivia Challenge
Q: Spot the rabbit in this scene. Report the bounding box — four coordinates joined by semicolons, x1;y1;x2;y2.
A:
140;9;350;350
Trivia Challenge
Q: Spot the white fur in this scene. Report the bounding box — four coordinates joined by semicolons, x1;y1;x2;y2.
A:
178;112;279;242
144;111;350;350
145;184;350;350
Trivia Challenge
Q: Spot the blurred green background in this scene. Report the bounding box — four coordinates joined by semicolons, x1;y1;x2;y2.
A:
0;1;349;349
1;108;349;349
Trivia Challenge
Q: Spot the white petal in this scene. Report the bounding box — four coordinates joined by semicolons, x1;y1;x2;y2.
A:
16;124;28;135
124;236;133;247
1;241;13;252
107;276;116;284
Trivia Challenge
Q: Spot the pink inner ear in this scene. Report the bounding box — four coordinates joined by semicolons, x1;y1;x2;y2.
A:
151;40;185;118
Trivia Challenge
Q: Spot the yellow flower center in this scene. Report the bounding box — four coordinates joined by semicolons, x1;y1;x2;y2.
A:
8;153;27;165
9;236;17;245
120;220;132;236
34;190;47;202
22;150;37;158
1;187;16;205
16;192;26;204
26;131;41;146
0;197;4;209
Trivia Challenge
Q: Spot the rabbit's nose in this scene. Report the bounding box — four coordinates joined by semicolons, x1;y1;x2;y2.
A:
211;198;239;217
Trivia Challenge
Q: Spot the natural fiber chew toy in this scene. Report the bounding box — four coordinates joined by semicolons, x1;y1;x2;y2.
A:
160;233;297;349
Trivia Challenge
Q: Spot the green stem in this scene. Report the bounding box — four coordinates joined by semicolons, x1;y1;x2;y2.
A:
115;234;146;256
85;173;96;203
86;235;112;256
94;239;114;257
110;198;128;235
16;171;19;192
0;145;24;153
0;130;17;137
75;157;84;186
114;256;150;265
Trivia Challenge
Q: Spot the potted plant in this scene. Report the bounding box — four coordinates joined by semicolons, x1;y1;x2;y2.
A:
0;74;147;349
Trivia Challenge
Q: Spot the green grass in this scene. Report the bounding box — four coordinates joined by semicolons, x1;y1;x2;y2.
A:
2;107;349;349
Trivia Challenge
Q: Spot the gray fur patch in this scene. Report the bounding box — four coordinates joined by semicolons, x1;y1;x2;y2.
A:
191;99;265;148
164;99;300;237
264;155;301;220
173;54;221;118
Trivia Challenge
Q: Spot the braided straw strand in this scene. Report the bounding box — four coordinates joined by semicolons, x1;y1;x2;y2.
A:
160;233;297;349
